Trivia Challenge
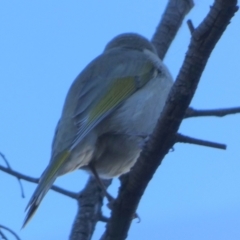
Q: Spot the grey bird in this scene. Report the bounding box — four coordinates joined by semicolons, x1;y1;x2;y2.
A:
23;32;173;227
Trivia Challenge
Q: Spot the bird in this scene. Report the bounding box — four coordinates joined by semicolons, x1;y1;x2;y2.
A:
23;32;173;227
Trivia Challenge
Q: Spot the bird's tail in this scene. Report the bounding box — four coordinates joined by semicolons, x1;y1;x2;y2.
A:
22;151;70;228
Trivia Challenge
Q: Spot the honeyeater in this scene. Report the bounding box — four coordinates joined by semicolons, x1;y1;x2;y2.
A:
23;33;173;227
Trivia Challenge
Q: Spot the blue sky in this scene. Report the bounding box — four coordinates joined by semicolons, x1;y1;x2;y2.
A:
1;1;240;239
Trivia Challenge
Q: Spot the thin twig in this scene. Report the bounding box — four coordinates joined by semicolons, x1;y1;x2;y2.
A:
133;132;226;150
0;229;8;240
187;19;195;34
176;133;226;150
0;164;78;199
0;225;21;240
185;107;240;118
0;152;25;198
99;215;109;223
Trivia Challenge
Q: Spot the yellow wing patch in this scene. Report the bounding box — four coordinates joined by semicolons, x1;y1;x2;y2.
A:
71;62;156;150
88;76;136;123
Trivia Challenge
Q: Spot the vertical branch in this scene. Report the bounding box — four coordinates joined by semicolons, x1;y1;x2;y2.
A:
69;177;111;240
152;0;194;60
101;1;238;240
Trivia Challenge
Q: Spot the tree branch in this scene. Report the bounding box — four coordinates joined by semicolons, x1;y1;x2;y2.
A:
101;1;238;240
151;0;194;59
0;225;21;240
0;164;78;199
176;133;227;150
185;106;240;118
187;19;195;34
0;152;25;198
0;229;7;240
69;178;112;240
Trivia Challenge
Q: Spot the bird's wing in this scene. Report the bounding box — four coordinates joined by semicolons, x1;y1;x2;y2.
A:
70;48;158;150
23;48;160;228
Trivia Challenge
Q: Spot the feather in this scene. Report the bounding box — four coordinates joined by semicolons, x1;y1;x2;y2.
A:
22;151;70;227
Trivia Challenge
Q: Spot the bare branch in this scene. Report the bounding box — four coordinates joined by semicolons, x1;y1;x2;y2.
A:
185;106;240;118
151;0;194;59
0;229;8;240
0;152;25;198
101;1;238;240
99;215;109;223
187;19;195;34
69;177;112;240
0;225;21;240
0;164;78;199
176;133;226;150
